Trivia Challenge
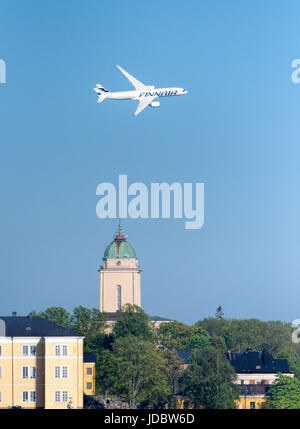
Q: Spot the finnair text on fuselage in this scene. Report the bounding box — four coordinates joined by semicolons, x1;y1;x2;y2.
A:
139;89;179;98
108;88;181;101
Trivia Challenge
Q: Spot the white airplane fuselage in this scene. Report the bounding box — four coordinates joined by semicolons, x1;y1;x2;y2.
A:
94;66;187;115
106;87;187;101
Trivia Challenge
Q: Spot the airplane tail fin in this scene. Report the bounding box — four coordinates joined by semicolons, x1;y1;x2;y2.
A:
93;84;109;103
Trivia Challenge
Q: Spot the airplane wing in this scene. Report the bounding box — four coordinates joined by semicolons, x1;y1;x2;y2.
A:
134;96;157;116
117;65;150;90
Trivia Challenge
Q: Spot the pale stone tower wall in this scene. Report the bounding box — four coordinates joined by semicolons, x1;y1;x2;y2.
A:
99;225;141;313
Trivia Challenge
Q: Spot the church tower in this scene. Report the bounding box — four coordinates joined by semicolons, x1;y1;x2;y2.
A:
99;223;141;314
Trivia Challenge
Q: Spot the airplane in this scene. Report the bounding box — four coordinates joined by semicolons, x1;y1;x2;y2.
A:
93;65;188;116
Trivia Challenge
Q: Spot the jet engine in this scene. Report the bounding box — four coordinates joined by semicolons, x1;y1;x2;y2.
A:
150;101;160;108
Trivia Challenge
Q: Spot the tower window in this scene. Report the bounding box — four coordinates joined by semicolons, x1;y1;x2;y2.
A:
117;285;122;311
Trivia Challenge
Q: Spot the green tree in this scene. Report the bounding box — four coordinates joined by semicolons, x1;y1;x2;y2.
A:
113;304;153;341
161;347;184;404
215;306;224;320
186;327;212;350
96;349;122;396
220;319;292;355
70;306;107;336
179;347;239;409
157;322;211;350
196;317;293;357
277;348;300;381
195;317;229;339
262;321;293;356
97;336;171;408
35;307;71;328
157;322;191;349
262;374;300;409
70;306;108;353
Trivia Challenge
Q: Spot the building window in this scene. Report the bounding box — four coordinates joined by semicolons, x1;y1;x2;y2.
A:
22;345;36;356
22;367;29;379
0;391;2;402
86;382;92;390
55;391;68;402
21;366;35;379
22;345;29;356
0;367;2;379
22;390;36;403
55;366;68;378
62;366;68;378
0;345;2;356
117;285;121;311
86;367;92;376
250;402;256;409
30;367;36;379
55;345;67;356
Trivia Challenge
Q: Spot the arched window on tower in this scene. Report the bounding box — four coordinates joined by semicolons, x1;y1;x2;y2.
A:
117;285;122;311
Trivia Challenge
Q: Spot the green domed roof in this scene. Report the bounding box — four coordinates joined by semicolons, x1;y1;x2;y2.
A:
103;223;137;260
103;240;137;260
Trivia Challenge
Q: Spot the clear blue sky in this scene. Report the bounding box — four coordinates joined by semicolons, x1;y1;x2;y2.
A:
0;0;299;324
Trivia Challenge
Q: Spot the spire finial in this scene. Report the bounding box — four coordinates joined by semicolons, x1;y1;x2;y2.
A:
114;220;127;241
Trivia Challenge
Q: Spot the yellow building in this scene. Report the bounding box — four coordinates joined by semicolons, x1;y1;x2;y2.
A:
0;314;84;409
236;387;268;410
83;353;96;396
174;348;294;410
227;349;294;409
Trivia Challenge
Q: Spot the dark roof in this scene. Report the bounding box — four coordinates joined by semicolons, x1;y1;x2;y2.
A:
0;316;82;337
105;313;174;322
161;347;194;365
177;348;193;364
149;316;175;322
227;349;291;374
105;312;120;322
84;352;96;363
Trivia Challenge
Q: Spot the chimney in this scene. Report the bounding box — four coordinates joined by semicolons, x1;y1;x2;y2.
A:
12;311;17;317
